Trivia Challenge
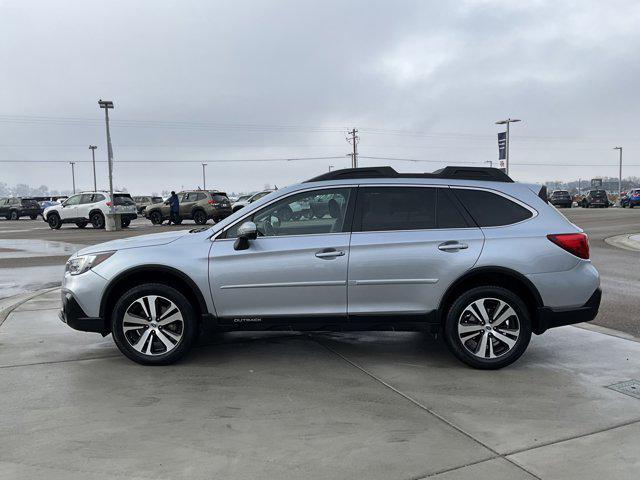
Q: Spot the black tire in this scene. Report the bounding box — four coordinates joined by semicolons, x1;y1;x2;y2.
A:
91;211;105;229
193;210;207;225
76;221;88;229
30;214;38;220
443;286;532;370
149;210;163;225
111;283;199;365
121;218;131;228
173;216;183;225
47;213;62;229
10;211;18;220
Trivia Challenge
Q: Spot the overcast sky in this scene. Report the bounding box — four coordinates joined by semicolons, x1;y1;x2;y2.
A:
1;0;640;194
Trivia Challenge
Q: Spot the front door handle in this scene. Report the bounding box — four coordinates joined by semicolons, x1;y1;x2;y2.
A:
315;249;345;259
438;241;469;252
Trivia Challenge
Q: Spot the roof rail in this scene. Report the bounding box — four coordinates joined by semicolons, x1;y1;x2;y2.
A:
305;166;513;183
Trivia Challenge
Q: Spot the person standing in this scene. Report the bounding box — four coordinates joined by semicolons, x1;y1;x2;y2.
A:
168;191;180;225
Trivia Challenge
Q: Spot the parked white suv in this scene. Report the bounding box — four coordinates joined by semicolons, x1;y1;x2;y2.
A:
43;191;137;229
231;189;276;212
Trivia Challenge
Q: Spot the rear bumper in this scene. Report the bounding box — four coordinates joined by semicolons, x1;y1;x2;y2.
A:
535;288;601;334
60;290;108;335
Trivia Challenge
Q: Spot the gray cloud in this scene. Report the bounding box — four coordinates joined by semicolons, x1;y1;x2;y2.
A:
1;0;639;194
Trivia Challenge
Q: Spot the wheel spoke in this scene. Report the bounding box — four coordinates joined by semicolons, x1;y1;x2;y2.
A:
161;328;181;342
155;329;175;351
476;332;489;358
492;304;516;327
132;329;152;353
492;330;517;349
471;300;490;323
146;296;159;320
458;323;484;336
123;312;149;326
123;325;145;333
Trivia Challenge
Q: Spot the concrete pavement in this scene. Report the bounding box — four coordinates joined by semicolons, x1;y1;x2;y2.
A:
1;290;639;479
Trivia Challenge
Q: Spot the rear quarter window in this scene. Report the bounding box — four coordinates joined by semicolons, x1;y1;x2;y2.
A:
453;189;533;227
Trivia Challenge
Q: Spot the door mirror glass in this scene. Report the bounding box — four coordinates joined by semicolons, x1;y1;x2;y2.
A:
234;221;258;250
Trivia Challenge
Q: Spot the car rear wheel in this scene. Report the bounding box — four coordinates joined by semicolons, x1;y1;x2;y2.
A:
30;214;38;220
121;218;131;228
193;210;207;225
91;212;105;229
47;213;62;229
149;210;163;225
111;284;199;365
444;286;531;369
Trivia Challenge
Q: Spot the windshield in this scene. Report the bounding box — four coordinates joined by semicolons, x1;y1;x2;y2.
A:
152;197;163;203
590;190;607;197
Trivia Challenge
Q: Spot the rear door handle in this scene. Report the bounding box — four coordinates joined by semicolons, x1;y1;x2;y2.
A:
315;249;345;259
438;241;469;251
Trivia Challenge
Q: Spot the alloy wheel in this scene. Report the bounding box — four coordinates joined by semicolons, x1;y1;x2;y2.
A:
122;295;184;356
457;297;520;359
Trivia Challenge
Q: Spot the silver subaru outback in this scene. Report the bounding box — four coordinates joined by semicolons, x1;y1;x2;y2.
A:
60;166;600;369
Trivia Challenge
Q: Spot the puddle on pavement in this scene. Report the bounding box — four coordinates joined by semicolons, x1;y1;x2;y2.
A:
0;265;64;300
0;239;85;259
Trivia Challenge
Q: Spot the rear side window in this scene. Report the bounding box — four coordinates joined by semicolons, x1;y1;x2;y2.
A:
194;193;207;201
356;187;436;232
453;189;533;227
437;189;470;228
114;194;135;206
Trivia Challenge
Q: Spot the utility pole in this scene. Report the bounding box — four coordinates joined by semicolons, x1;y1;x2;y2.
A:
346;128;359;168
89;145;97;191
614;146;623;199
98;100;115;213
69;162;76;194
495;118;521;175
202;163;207;190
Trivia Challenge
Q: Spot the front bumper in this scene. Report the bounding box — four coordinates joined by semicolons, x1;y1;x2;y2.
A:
535;288;601;334
60;290;108;335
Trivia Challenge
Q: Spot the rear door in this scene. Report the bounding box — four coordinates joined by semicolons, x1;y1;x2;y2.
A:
347;186;484;318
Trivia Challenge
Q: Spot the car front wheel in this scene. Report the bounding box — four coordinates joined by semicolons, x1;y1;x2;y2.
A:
10;211;18;220
149;211;163;225
444;286;531;369
47;213;62;229
111;284;199;365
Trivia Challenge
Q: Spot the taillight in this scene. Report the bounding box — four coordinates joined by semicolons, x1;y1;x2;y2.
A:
106;201;113;207
208;200;217;205
547;233;590;259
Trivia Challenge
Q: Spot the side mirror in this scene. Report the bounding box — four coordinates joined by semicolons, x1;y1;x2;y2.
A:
234;221;258;251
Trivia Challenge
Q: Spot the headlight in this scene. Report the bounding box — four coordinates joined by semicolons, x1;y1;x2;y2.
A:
65;251;116;276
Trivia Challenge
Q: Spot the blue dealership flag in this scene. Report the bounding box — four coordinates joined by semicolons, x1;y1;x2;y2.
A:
498;131;507;161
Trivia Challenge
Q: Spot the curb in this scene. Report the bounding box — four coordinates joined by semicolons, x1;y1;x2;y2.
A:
0;286;61;328
604;233;640;252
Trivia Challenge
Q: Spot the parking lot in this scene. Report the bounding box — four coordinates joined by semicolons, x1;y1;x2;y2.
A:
0;207;639;479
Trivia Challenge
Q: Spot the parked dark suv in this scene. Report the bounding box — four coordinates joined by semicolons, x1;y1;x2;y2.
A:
0;197;42;220
579;190;610;208
549;190;572;208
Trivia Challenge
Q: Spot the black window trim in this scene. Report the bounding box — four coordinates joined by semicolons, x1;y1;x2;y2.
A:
451;186;538;228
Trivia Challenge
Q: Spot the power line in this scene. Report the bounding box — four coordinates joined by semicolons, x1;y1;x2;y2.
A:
0;156;347;164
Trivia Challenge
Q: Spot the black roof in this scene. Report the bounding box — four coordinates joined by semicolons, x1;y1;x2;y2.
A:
305;166;513;183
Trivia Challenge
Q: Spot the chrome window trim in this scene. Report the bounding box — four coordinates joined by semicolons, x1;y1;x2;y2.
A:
213;184;357;241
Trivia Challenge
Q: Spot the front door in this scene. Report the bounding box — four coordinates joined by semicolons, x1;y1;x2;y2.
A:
179;192;196;218
347;186;484;317
60;194;82;220
208;187;354;322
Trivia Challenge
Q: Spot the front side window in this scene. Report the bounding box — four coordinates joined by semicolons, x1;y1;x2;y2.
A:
226;188;351;238
64;194;82;206
453;189;533;227
80;194;94;204
356;187;437;232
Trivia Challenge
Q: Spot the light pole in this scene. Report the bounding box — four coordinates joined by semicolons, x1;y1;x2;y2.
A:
89;145;97;191
98;100;115;214
328;165;334;172
69;162;76;194
495;118;521;175
485;160;493;168
202;163;207;190
614;146;623;199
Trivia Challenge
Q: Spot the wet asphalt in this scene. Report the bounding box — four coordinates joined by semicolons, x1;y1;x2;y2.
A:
0;208;638;336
